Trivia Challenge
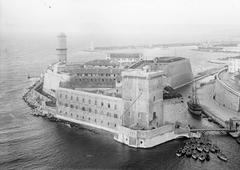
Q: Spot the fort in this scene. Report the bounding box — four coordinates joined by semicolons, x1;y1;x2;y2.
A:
23;33;200;148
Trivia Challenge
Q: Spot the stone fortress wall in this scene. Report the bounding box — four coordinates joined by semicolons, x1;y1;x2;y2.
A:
213;68;240;112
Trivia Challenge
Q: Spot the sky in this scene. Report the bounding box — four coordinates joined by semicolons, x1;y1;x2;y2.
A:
1;0;240;45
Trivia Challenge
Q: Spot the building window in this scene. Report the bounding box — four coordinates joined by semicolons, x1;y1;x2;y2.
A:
107;112;111;117
65;103;68;107
108;103;110;108
71;113;72;117
114;114;118;118
82;107;85;111
114;105;117;110
89;108;91;113
71;96;73;100
95;119;96;122
108;122;110;126
153;112;157;120
82;98;85;103
88;117;90;121
114;124;116;127
153;96;155;102
101;102;104;107
95;100;97;105
76;97;79;101
95;110;97;114
75;106;78;109
82;116;84;119
77;115;79;118
70;104;74;108
65;95;67;99
88;99;91;104
60;94;62;98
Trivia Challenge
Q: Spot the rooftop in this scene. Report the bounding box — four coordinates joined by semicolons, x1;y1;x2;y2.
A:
108;53;142;58
75;88;122;98
130;57;185;69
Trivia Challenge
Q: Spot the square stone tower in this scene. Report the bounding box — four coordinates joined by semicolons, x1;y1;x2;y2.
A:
121;67;165;130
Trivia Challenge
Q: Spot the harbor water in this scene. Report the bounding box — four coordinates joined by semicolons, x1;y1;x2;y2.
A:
0;35;240;169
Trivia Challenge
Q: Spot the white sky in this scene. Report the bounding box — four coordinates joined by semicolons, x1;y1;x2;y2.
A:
1;0;240;44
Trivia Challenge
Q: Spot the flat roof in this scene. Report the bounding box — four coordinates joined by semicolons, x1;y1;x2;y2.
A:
108;53;142;58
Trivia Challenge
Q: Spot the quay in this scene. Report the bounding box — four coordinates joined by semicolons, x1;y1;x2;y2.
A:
197;67;240;137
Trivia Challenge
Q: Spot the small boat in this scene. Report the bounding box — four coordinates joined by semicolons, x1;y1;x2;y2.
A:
176;149;182;157
213;145;220;152
206;153;210;161
192;150;198;160
199;153;205;162
186;149;192;157
197;144;203;152
203;145;209;153
217;152;228;162
191;144;197;150
181;149;186;155
210;145;216;153
65;123;71;128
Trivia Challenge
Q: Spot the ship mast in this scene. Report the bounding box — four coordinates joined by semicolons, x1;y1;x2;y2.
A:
192;80;198;104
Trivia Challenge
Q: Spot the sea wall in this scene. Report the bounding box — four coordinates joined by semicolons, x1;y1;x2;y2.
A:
214;79;240;112
165;59;193;88
213;69;240;112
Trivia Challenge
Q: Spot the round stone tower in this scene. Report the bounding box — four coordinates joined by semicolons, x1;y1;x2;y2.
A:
57;33;67;63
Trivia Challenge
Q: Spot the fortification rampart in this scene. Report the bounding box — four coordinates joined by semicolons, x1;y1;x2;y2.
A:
214;68;240;112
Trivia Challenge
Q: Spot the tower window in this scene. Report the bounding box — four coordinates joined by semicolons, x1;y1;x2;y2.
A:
153;112;157;120
153;96;155;102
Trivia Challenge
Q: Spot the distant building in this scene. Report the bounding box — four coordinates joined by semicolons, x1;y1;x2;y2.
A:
106;53;143;64
228;58;240;73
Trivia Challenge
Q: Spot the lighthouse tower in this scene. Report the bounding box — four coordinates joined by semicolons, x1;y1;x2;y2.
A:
57;33;67;63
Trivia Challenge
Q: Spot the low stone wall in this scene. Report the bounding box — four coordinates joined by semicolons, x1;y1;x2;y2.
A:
118;124;173;139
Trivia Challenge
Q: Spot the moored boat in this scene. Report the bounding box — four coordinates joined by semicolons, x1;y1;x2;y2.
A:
213;144;220;152
176;149;182;157
217;152;228;162
186;149;192;157
203;145;209;153
199;153;205;162
187;82;202;117
181;148;186;156
192;150;198;160
197;144;203;152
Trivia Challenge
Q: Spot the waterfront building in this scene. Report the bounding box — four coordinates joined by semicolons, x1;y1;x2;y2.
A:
228;58;240;73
